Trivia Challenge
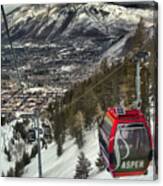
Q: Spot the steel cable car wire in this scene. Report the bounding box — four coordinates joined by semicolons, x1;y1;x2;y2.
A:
1;5;25;109
1;5;22;89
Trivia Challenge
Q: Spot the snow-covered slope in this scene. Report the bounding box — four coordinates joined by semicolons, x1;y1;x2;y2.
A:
23;127;99;178
22;126;153;180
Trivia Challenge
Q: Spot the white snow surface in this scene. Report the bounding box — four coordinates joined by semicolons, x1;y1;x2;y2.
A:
7;3;154;41
22;126;154;180
61;65;76;72
0;122;16;175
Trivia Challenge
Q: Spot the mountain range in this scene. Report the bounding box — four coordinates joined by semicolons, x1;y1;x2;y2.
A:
1;2;157;88
2;3;155;43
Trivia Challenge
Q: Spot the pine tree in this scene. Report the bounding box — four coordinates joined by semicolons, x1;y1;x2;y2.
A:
83;90;98;129
46;94;64;157
1;172;5;177
14;121;27;140
100;58;109;74
1;115;6;126
15;160;24;177
94;103;104;124
74;152;92;179
31;144;38;158
22;151;31;166
67;107;75;137
74;111;85;149
53;97;65;157
56;135;63;157
123;18;146;60
95;153;105;171
4;146;11;162
6;168;15;177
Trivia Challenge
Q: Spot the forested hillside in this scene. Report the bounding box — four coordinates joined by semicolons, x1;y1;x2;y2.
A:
45;19;157;156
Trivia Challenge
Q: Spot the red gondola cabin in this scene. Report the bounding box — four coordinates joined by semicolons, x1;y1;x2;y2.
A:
98;107;153;177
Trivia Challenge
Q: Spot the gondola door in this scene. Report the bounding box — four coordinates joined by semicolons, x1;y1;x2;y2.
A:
111;123;152;177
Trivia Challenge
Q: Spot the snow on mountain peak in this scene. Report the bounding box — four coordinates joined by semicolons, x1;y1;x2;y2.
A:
1;3;154;42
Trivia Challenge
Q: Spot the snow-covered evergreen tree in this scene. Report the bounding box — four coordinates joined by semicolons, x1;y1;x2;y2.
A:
74;152;92;179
